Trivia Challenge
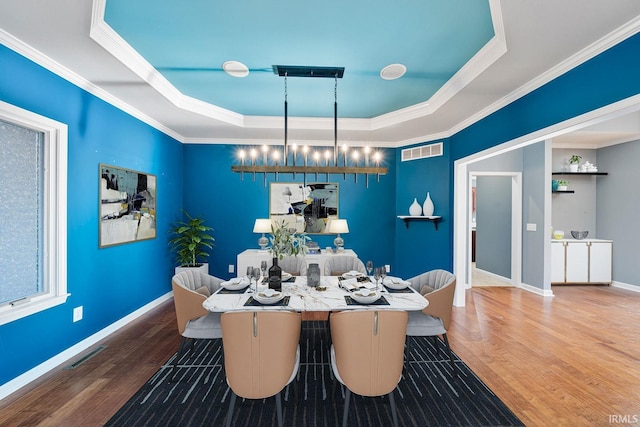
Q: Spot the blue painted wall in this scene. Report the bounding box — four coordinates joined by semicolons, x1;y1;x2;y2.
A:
0;45;184;386
393;139;453;278
182;144;397;278
2;30;640;389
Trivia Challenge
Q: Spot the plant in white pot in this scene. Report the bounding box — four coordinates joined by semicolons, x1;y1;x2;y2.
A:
169;211;215;274
557;180;569;191
569;155;581;172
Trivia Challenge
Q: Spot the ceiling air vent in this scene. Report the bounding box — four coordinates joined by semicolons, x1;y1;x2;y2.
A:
401;142;443;162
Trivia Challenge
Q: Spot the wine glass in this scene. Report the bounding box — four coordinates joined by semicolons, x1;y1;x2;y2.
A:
261;260;268;280
246;266;254;293
373;267;381;291
379;266;387;291
366;260;373;277
252;267;261;293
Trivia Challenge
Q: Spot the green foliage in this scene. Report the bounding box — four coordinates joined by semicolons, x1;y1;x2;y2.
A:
557;180;569;186
169;211;215;267
569;155;582;164
269;220;310;260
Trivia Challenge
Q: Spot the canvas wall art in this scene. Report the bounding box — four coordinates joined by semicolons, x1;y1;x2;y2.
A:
269;182;338;234
99;164;156;247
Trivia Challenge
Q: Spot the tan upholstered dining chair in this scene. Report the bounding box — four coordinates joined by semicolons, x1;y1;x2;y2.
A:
406;269;457;374
277;255;308;276
170;269;224;381
330;310;408;427
221;310;301;427
323;256;367;276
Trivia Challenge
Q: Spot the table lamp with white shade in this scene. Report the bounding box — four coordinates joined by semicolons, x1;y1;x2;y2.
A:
329;219;349;252
253;218;272;251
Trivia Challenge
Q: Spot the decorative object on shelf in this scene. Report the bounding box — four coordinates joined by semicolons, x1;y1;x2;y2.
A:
553;230;565;240
230;66;388;187
557;180;569;191
328;218;349;252
571;230;589;240
551;179;559;191
169;211;215;270
422;192;435;216
253;218;272;250
569;155;582;172
409;198;422;216
578;160;598;173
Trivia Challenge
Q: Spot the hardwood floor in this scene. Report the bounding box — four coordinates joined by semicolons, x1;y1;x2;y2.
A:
1;285;639;426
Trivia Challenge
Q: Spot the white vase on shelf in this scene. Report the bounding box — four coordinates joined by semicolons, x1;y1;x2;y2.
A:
409;198;422;216
422;192;434;217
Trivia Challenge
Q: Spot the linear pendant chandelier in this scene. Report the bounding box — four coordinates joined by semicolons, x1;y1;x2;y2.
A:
231;65;388;187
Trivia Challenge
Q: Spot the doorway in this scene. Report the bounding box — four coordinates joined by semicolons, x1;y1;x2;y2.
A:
471;174;517;287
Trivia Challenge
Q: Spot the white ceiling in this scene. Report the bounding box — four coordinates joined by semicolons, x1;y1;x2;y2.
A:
1;0;640;148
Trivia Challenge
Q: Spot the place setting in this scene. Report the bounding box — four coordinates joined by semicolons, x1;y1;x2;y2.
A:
244;288;290;307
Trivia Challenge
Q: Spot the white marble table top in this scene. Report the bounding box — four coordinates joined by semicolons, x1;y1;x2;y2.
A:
202;276;428;313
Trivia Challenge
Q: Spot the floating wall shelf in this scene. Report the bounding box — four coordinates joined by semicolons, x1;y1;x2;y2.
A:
397;216;442;230
551;172;608;175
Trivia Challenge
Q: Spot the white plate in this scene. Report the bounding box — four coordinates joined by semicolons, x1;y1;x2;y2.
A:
351;289;380;304
383;276;410;290
282;271;293;281
221;277;250;290
343;270;364;278
254;290;285;304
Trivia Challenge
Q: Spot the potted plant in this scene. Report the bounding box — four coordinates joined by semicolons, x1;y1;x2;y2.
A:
557;180;569;191
569;155;581;172
267;220;310;290
169;211;215;274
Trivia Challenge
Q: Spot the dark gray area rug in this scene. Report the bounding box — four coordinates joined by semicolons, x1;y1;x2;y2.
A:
106;322;523;426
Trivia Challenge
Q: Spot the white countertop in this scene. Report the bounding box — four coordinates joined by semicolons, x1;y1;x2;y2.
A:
551;238;613;243
203;276;428;313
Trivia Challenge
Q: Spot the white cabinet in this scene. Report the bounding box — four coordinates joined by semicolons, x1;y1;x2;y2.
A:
237;249;358;276
551;239;612;284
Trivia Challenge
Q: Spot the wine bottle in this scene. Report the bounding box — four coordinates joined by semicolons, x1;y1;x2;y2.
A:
268;258;282;291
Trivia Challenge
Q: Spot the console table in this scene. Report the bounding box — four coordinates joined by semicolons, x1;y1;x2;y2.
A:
237;248;358;275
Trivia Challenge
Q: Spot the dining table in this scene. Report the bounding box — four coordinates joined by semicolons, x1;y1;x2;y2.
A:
202;275;428;313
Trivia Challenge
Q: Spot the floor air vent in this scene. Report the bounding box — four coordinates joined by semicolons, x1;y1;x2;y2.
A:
65;345;107;369
401;142;443;161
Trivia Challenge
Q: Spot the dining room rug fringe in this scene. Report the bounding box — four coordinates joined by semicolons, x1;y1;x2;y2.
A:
106;321;523;426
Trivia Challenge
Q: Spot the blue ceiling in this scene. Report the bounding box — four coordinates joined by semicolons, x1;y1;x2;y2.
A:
104;0;494;118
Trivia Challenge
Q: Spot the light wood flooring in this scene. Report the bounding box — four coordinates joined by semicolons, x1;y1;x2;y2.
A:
1;285;639;426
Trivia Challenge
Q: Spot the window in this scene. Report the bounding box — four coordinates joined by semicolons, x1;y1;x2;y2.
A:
0;100;68;326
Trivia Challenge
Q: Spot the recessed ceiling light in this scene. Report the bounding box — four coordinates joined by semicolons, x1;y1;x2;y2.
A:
380;63;407;80
223;61;249;78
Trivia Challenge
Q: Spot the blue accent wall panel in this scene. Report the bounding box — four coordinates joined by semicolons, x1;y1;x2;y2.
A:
0;45;183;386
182;144;397;278
394;139;452;278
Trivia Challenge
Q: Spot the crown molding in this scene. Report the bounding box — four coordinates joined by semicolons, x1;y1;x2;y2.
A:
0;27;184;143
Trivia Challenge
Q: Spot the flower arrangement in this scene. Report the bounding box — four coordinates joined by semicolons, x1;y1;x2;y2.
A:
269;220;310;260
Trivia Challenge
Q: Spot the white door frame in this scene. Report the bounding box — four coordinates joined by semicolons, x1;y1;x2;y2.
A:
467;172;522;290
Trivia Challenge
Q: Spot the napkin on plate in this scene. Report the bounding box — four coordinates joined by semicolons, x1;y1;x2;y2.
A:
383;276;410;287
339;277;360;291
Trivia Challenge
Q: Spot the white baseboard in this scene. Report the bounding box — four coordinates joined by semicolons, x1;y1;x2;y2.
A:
518;281;555;297
0;292;173;401
611;280;640;292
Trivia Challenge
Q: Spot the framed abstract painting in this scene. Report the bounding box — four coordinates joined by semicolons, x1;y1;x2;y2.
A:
269;182;338;234
99;164;157;247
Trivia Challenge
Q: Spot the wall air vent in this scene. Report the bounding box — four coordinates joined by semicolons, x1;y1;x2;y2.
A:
401;142;443;161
